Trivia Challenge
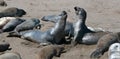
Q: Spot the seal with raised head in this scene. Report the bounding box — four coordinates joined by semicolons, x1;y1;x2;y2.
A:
1;18;25;32
108;43;120;59
90;32;120;58
0;17;16;29
8;18;41;36
0;7;26;18
0;0;7;6
0;52;22;59
38;45;65;59
71;6;110;46
12;11;67;45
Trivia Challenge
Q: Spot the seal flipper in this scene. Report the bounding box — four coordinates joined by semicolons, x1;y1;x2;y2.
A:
7;31;21;37
90;49;103;58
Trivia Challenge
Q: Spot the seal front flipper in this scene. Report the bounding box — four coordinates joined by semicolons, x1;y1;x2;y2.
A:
90;49;103;58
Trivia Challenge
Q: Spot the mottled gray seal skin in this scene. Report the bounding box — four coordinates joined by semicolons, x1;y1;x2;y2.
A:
0;41;10;52
0;7;26;18
0;0;7;6
108;43;120;59
8;18;41;36
41;13;74;39
71;6;110;46
38;45;65;59
90;32;120;58
2;18;25;32
13;11;67;45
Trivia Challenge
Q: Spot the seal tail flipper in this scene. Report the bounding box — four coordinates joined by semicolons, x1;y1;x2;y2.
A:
7;31;21;37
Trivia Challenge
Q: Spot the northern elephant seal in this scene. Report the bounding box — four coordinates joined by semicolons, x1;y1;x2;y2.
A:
0;41;10;52
1;18;25;32
38;45;65;59
11;11;67;45
71;6;110;46
8;18;41;36
108;43;120;59
0;7;26;18
90;32;120;58
0;0;7;6
0;17;16;29
0;52;21;59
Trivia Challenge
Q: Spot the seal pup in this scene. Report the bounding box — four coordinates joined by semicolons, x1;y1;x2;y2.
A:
0;0;7;6
0;41;10;52
0;52;21;59
12;11;67;45
108;43;120;59
71;6;110;46
38;45;65;59
0;17;16;29
0;7;26;18
8;18;41;36
1;18;25;32
90;32;120;58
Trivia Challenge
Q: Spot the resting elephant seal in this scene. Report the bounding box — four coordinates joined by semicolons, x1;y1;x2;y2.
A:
0;7;26;18
1;18;25;32
0;0;7;6
0;17;16;29
90;32;120;58
11;11;67;45
71;6;110;46
38;45;65;59
0;52;21;59
0;41;10;52
8;18;41;36
108;43;120;59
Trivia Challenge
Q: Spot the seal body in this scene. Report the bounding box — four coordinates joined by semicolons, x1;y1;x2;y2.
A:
0;52;21;59
38;45;65;59
90;32;120;58
0;7;26;18
2;18;25;32
108;43;120;59
0;17;16;29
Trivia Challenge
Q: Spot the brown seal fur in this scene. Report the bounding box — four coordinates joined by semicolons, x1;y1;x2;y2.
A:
38;45;65;59
90;32;120;58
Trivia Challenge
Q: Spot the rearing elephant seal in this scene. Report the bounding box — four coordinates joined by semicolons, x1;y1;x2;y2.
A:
71;6;110;46
0;7;26;18
13;11;67;45
90;32;120;58
8;18;41;36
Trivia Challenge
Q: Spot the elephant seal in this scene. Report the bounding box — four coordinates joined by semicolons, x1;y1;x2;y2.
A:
0;52;21;59
41;13;74;39
0;7;26;18
0;17;16;29
108;43;120;59
90;32;120;58
1;18;25;32
11;11;67;45
0;41;10;52
38;45;65;59
0;0;7;6
71;6;110;46
8;18;41;36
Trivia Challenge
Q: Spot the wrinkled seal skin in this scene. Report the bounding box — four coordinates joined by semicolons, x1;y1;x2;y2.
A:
0;0;7;6
71;6;110;46
0;41;10;52
2;18;25;32
8;18;41;36
108;43;120;59
38;45;65;59
0;7;26;18
12;11;67;45
0;17;16;29
90;32;120;58
0;52;22;59
41;13;74;39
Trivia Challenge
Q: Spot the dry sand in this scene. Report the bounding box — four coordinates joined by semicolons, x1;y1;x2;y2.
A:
0;0;120;59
